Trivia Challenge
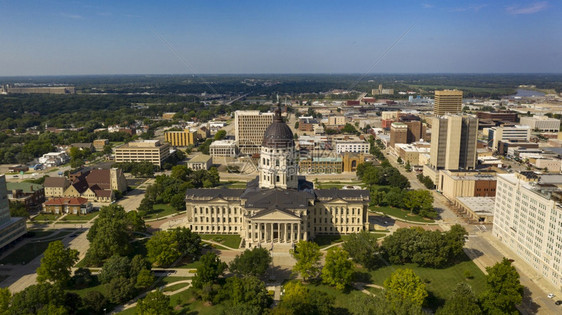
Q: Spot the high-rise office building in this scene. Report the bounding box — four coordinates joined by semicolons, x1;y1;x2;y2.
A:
165;129;196;147
235;110;274;155
0;175;27;250
390;122;408;148
429;115;478;170
434;90;463;115
493;172;562;289
488;125;531;152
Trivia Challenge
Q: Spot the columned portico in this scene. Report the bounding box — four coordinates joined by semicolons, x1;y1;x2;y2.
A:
247;218;303;248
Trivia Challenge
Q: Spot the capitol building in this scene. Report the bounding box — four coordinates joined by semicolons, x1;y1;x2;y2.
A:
184;107;370;248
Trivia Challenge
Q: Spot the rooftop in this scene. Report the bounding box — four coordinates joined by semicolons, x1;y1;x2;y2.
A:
188;155;212;163
456;196;495;216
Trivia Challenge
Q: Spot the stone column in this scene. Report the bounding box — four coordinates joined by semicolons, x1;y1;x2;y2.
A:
297;223;301;241
284;223;287;243
270;223;273;242
258;223;262;243
290;223;294;242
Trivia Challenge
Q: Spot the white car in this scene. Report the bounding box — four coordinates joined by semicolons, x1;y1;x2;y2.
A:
548;293;555;299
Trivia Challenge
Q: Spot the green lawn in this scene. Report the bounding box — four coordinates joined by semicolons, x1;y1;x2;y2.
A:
305;283;368;313
26;229;56;238
163;282;190;292
31;213;61;222
313;234;350;248
0;230;76;265
0;241;51;265
60;212;99;222
220;181;247;189
168;287;227;315
364;255;486;310
200;234;241;249
176;258;202;269
144;204;177;220
67;277;105;298
371;206;435;223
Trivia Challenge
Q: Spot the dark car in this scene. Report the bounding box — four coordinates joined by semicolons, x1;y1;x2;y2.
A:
555;300;562;305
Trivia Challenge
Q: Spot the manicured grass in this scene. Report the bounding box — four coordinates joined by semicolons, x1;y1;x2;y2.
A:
144;203;177;220
163;282;190;292
67;278;105;297
31;213;60;222
0;241;51;265
200;234;241;249
154;276;192;288
364;255;486;310
176;258;202;269
26;229;56;238
313;234;350;248
169;287;227;315
117;307;136;315
305;283;368;313
60;212;99;222
0;230;75;265
371;206;435;223
220;181;247;189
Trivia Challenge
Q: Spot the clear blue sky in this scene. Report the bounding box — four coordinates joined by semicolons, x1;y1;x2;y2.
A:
0;0;560;75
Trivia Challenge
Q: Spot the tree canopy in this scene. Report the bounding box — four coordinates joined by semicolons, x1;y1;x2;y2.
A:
480;258;524;315
192;252;227;289
36;241;79;286
137;290;173;315
146;227;202;267
229;247;272;279
290;241;322;282
343;231;381;269
384;268;428;310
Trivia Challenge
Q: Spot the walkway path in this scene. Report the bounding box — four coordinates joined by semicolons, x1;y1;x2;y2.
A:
112;279;193;313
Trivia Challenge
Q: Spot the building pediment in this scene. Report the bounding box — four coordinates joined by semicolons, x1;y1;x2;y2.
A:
252;209;300;221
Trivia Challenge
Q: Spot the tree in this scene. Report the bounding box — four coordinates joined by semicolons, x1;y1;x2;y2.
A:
71;268;94;289
349;293;424;315
405;161;412;172
85;204;143;265
9;283;65;315
275;281;334;315
99;255;131;284
403;190;434;216
384;268;428;309
322;247;354;290
9;202;28;218
480;258;523;315
290;241;322;281
170;193;186;210
135;268;155;289
146;228;201;267
81;291;107;314
229;247;272;278
137;290;173;315
397;157;403;164
436;282;481;315
217;276;271;312
343;231;381;269
106;276;135;304
214;130;227;140
0;288;10;315
192;252;227;289
36;241;79;286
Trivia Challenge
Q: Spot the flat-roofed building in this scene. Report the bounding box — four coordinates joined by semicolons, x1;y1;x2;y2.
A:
93;139;109;151
209;140;237;158
187;155;212;171
476;111;518;123
454;196;495;223
493;172;562;289
334;140;370;154
395;143;431;166
520;115;561;132
0;175;27;251
390;122;408;149
162;112;176;120
328;116;346;126
6;182;45;211
299;157;342;174
437;170;496;201
489;125;531;152
429;115;478;171
235;110;274;155
165;129;196;147
114;140;171;167
434;90;463;115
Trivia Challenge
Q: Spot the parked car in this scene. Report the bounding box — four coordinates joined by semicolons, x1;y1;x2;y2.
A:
548;293;555;299
555;300;562;305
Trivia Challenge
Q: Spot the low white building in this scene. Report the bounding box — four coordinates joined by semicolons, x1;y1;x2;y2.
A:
534;158;561;172
38;151;69;167
209;140;237;158
187;155;212;171
520;115;561;132
334;140;370;154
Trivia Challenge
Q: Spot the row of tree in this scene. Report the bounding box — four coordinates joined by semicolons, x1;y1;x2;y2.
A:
371;187;437;218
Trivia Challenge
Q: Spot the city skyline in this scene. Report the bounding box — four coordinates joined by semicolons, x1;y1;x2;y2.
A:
0;0;560;75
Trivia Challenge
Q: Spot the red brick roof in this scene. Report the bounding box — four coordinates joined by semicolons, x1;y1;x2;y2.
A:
44;197;89;206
